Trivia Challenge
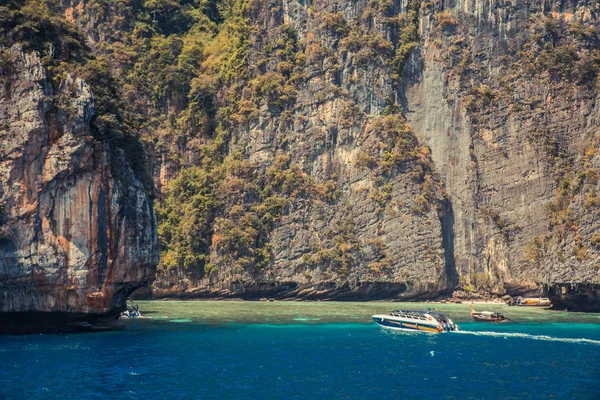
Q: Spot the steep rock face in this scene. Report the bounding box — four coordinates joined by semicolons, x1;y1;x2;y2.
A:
146;0;456;300
0;47;159;331
50;0;600;308
52;0;455;301
404;0;600;307
145;0;600;306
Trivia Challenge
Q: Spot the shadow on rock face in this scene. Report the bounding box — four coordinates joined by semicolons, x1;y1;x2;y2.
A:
0;311;126;334
546;284;600;312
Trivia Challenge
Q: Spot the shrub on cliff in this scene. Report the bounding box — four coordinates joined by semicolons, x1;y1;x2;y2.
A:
158;167;219;278
304;216;360;278
322;12;349;36
519;15;600;85
435;11;457;31
0;0;88;63
372;115;419;168
355;152;378;169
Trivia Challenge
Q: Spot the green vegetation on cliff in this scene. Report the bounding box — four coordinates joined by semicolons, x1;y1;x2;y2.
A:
0;0;88;61
52;0;444;290
0;0;149;184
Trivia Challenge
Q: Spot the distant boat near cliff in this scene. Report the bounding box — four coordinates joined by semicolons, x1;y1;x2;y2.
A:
513;297;552;307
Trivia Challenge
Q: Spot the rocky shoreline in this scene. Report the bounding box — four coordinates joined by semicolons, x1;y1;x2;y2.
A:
2;283;597;333
132;282;451;302
132;283;600;312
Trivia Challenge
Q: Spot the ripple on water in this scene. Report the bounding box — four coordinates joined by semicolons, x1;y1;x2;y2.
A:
2;302;598;400
454;330;600;345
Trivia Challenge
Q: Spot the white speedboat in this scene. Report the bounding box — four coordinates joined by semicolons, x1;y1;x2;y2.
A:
372;309;459;333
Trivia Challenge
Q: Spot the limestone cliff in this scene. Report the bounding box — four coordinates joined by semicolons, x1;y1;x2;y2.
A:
145;0;457;301
148;0;598;307
403;0;600;309
3;0;600;311
0;46;158;332
54;0;599;308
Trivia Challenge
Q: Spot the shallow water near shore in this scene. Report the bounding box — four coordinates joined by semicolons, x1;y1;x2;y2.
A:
1;301;599;399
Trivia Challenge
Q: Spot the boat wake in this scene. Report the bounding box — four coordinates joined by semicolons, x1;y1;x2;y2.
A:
453;330;600;345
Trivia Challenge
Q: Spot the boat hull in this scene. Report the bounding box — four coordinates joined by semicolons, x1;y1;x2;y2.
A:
517;302;552;307
471;315;506;322
512;298;552;307
372;316;440;333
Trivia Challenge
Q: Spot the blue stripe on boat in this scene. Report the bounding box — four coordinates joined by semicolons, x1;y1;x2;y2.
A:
372;317;439;331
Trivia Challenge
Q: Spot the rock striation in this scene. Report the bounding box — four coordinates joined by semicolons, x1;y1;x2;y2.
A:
145;0;457;301
0;46;159;332
403;0;600;309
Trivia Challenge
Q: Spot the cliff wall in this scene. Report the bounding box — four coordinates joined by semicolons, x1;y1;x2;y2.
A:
0;45;158;332
404;0;600;307
66;0;595;307
141;0;458;300
2;0;599;312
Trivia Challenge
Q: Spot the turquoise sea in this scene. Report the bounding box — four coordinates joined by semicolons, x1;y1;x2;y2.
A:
1;301;599;399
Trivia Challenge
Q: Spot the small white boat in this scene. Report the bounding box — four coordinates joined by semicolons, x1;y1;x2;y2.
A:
470;304;506;322
372;309;459;333
120;305;141;319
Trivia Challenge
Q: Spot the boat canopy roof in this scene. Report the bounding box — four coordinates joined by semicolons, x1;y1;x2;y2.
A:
391;309;433;314
390;309;449;316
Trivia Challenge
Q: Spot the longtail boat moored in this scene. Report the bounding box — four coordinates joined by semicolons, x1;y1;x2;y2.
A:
470;304;507;322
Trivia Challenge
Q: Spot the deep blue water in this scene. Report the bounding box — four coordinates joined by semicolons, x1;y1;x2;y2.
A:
1;321;599;399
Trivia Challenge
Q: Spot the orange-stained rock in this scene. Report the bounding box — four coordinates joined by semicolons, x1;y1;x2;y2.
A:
0;46;158;331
